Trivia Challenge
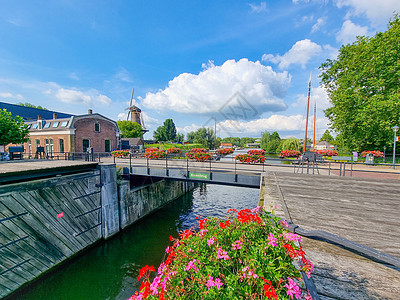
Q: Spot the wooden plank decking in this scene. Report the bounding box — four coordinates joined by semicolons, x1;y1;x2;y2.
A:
261;172;400;299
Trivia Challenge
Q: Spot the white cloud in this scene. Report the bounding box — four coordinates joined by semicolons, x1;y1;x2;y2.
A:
336;20;369;44
177;123;202;134
55;88;112;106
336;0;400;25
249;2;267;13
311;17;327;33
114;68;133;83
0;92;23;100
141;58;290;117
292;85;331;111
141;112;159;129
117;113;128;121
216;113;329;137
262;39;322;69
69;73;79;80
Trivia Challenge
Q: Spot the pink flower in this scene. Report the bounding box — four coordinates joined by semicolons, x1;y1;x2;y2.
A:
268;233;277;247
280;220;289;227
206;276;215;289
150;276;161;295
199;229;208;237
214;278;223;289
251;206;263;213
217;247;230;260
305;292;313;300
285;277;302;299
184;259;199;273
207;237;216;246
285;232;301;243
165;246;171;253
232;240;243;250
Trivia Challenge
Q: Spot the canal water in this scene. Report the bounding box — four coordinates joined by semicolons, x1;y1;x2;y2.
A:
13;184;259;300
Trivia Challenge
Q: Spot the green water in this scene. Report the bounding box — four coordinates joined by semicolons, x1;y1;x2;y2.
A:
13;184;259;300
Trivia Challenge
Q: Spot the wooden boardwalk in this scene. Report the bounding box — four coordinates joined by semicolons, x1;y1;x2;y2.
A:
261;172;400;299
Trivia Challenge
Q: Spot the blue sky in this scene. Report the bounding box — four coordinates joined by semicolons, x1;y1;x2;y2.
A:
0;0;399;139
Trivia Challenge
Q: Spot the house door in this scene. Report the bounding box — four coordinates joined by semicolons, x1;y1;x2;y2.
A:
83;139;90;152
105;140;110;152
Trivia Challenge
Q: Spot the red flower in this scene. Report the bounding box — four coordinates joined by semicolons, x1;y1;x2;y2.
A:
262;279;278;300
219;220;230;229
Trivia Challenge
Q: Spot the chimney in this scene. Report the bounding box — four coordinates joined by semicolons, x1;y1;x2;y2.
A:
53;113;57;119
37;115;43;129
37;115;42;120
88;109;93;114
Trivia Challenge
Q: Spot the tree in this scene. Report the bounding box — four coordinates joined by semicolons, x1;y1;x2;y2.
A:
279;138;301;151
320;130;334;143
239;137;255;147
191;128;216;149
175;133;184;143
17;102;48;110
117;120;143;138
153;119;177;142
0;109;29;146
186;131;195;143
260;131;270;151
319;14;400;152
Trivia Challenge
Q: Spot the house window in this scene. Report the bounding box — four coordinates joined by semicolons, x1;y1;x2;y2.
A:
45;139;50;155
52;122;59;128
36;139;40;149
59;139;64;153
50;139;54;156
32;123;38;129
94;123;100;132
27;124;32;129
28;140;32;156
83;139;90;152
105;140;110;152
44;122;51;129
61;121;69;127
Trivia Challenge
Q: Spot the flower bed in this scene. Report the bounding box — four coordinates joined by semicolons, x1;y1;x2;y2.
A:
167;148;181;154
235;154;265;164
280;150;301;158
315;149;338;156
145;150;167;159
130;207;314;300
361;150;384;157
145;147;160;153
216;148;234;155
110;150;130;158
186;152;211;162
247;149;265;156
190;148;207;153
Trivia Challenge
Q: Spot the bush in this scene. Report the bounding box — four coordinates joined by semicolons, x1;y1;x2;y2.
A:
111;150;130;158
130;207;314;300
235;154;265;164
216;148;234;155
247;149;265;156
145;150;167;159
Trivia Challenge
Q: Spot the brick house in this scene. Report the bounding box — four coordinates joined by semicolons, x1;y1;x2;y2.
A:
0;102;119;157
23;110;119;157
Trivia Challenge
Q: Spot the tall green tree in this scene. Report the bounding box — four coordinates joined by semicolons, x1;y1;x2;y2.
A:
320;14;400;152
117;120;143;138
260;131;270;151
0;109;29;146
279;138;301;151
153;119;177;142
191;128;216;149
175;133;184;143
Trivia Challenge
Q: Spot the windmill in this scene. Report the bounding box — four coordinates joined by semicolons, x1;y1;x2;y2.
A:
125;88;148;133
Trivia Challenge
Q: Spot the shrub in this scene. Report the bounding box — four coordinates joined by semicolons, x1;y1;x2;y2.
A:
130;207;314;300
360;150;384;157
247;149;265;156
145;150;167;159
111;150;130;158
216;148;234;155
280;150;301;158
235;154;265;164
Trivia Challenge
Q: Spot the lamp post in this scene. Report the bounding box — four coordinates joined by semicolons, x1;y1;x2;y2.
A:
392;126;399;169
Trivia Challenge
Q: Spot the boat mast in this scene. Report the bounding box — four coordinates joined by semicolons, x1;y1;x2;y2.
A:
304;74;311;152
313;100;316;152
